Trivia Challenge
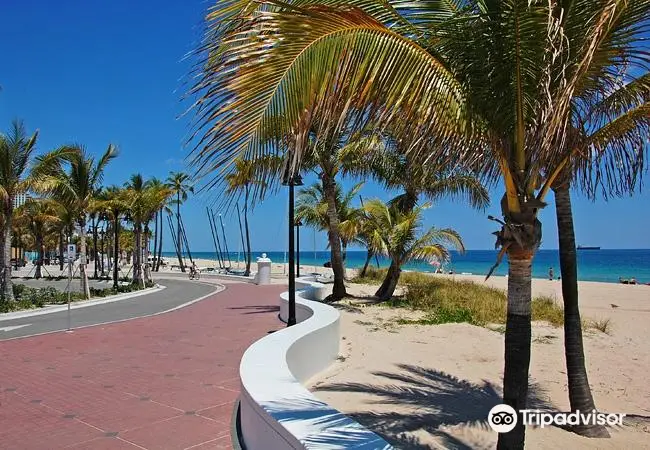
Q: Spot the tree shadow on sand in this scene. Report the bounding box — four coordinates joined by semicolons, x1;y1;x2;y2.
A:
313;364;556;449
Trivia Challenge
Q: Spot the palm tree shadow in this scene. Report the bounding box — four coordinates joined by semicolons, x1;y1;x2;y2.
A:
227;305;280;315
314;364;555;449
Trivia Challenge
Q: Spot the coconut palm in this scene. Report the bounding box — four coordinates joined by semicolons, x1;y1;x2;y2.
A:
145;178;170;272
166;172;193;272
224;159;258;276
124;174;147;286
296;181;364;269
362;198;464;300
550;77;649;437
341;131;489;297
98;186;129;288
14;199;60;279
0;121;39;301
142;180;172;282
189;1;649;446
40;144;117;298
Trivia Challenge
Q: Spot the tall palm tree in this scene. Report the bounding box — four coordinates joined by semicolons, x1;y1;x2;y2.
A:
0;120;38;301
166;172;193;272
142;179;172;282
42;144;117;298
550;77;649;437
224;159;258;276
296;181;364;270
341;131;489;297
99;186;129;288
361;198;465;300
14;199;60;279
124;174;147;286
145;178;170;272
188;2;649;447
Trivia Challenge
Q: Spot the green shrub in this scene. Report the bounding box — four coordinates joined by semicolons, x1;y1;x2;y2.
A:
3;280;153;313
12;283;26;298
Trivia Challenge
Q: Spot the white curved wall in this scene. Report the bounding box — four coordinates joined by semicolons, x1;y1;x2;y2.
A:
239;277;393;449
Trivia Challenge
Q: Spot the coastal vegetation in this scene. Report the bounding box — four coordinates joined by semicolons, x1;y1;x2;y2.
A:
188;0;648;447
0;280;155;314
0;120;195;309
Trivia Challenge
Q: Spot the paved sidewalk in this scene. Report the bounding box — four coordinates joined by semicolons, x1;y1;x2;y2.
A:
0;282;285;450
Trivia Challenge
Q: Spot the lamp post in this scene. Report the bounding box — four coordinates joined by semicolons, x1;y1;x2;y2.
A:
295;219;303;278
282;170;302;327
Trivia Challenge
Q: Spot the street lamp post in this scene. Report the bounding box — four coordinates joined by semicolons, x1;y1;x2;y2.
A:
295;219;303;278
282;170;302;327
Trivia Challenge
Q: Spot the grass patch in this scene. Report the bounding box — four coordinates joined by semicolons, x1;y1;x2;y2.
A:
0;281;155;313
588;318;612;334
355;269;565;328
352;266;387;285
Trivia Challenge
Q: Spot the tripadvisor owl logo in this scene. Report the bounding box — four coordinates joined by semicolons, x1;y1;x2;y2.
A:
488;404;626;433
488;404;518;433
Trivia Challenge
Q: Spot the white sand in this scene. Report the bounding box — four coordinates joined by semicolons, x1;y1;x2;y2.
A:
308;277;650;449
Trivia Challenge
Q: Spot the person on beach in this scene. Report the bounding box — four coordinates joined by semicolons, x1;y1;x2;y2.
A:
549;267;554;280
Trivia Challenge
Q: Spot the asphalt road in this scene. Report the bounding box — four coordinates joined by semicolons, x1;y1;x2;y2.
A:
0;278;218;340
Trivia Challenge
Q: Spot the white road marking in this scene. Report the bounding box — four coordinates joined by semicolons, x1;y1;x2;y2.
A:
0;324;31;332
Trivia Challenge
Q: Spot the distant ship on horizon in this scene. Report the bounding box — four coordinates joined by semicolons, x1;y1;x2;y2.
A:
577;245;601;250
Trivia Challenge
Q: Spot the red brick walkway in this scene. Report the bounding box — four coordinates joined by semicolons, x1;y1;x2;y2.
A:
0;282;284;450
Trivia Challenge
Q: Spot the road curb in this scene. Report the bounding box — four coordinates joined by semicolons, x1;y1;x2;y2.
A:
0;285;166;322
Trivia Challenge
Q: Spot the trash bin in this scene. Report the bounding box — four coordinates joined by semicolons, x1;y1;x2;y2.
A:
255;253;272;285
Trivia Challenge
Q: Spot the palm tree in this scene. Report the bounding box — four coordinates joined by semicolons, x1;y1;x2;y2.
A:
189;2;649;446
145;178;170;272
361;198;465;300
341;131;489;297
142;180;172;282
124;174;147;286
550;79;649;437
166;172;193;272
14;199;60;279
224;159;258;276
99;186;129;288
42;144;117;297
0;121;38;301
296;181;364;271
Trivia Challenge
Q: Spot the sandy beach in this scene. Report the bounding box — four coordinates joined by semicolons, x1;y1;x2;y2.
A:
301;275;650;449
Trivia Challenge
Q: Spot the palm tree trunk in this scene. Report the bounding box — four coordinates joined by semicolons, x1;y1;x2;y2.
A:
134;224;144;286
156;210;164;271
321;172;346;300
79;219;91;299
176;192;185;272
35;235;43;279
143;225;151;284
375;259;400;300
1;202;14;302
244;186;252;277
59;231;64;271
360;249;373;277
113;214;120;289
92;217;98;279
554;186;609;438
497;251;533;450
153;210;159;272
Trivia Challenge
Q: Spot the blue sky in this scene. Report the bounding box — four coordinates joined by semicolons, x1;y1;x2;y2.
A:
1;0;648;252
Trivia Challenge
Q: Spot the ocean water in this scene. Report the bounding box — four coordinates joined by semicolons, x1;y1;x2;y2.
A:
163;249;650;284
